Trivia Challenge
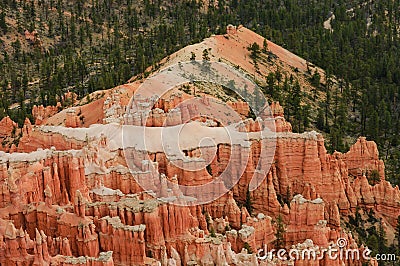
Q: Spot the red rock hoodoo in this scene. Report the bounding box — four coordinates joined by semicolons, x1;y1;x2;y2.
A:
1;29;398;266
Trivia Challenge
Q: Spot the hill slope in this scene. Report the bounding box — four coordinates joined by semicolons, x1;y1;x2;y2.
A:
0;25;399;265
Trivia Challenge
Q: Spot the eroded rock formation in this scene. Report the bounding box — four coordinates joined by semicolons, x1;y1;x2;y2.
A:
0;93;397;265
0;30;398;265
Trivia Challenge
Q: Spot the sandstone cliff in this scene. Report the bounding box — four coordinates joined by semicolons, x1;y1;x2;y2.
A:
0;100;397;265
0;27;397;266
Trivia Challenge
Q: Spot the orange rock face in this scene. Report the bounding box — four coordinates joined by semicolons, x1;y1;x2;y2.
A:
65;109;82;128
1;62;398;265
1;95;399;266
0;116;396;266
32;104;61;125
0;116;18;137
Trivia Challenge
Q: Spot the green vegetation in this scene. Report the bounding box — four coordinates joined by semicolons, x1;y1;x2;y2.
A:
346;209;395;263
248;42;260;61
0;0;221;124
243;242;253;254
247;42;260;73
274;214;286;249
1;0;399;254
233;0;400;187
261;70;311;134
245;187;253;216
367;169;381;186
202;48;210;61
1;1;399;188
209;227;216;237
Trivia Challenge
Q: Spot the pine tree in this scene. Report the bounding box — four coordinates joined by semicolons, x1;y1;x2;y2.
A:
0;11;7;33
248;42;260;61
245;188;253;215
275;214;286;249
310;70;321;88
210;227;216;237
377;221;387;254
243;242;253;254
262;38;268;52
366;234;378;256
190;51;196;61
202;49;210;61
366;109;379;141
